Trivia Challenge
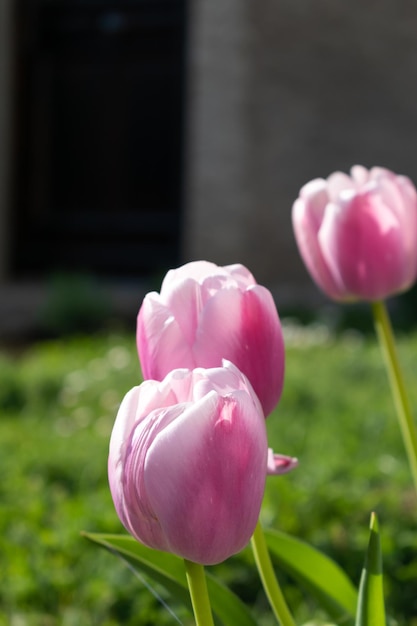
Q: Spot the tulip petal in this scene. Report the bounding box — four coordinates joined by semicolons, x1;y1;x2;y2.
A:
327;171;355;200
299;178;329;227
144;390;267;565
267;450;299;475
162;261;256;291
162;278;203;347
223;263;257;288
319;189;407;300
109;392;188;550
380;176;417;286
292;193;346;300
193;285;284;416
351;165;370;185
191;360;263;419
137;294;195;379
108;381;185;509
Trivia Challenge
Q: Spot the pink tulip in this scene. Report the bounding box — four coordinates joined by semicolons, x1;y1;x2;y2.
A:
292;165;417;301
137;261;285;417
108;361;295;565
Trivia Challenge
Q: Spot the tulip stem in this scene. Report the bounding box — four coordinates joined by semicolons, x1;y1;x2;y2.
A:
372;300;417;496
184;560;214;626
251;520;296;626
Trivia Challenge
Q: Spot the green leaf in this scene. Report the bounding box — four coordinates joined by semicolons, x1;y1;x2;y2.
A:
264;528;358;624
355;513;386;626
82;531;257;626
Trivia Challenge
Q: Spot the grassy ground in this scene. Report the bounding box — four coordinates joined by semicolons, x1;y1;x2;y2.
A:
1;323;417;625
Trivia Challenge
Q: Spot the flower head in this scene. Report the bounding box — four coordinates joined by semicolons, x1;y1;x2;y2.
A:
108;361;279;565
137;261;284;416
292;165;417;301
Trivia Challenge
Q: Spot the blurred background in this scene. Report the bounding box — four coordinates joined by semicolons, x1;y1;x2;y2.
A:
2;0;417;339
2;3;417;624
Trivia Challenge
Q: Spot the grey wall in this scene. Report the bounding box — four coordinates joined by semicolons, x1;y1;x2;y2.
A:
1;0;417;308
185;0;417;301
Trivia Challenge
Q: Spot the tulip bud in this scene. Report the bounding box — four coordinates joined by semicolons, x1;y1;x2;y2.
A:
292;165;417;302
108;361;272;565
137;261;284;417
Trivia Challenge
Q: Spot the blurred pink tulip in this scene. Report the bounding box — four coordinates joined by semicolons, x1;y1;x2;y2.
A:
137;261;285;417
108;361;293;565
292;165;417;301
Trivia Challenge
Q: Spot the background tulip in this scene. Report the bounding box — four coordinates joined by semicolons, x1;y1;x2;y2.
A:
292;165;417;301
108;361;271;565
137;261;285;417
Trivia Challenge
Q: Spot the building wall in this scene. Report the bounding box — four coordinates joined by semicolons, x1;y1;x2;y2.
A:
1;0;417;320
185;0;255;273
184;0;417;303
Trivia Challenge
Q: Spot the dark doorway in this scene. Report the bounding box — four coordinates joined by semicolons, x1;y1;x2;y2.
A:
12;0;187;279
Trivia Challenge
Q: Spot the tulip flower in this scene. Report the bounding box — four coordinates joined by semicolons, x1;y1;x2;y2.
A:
293;164;417;504
108;361;293;565
292;165;417;302
137;261;284;417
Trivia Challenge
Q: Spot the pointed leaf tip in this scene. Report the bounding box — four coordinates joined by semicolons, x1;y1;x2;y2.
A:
365;512;382;576
355;513;386;626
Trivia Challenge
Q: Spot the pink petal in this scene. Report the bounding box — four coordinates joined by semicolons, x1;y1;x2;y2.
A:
350;165;370;185
292;195;346;300
299;178;329;228
375;176;417;283
160;261;221;289
326;171;354;200
109;391;187;550
193;359;261;402
267;450;298;475
161;278;203;347
369;166;396;182
137;294;195;380
144;390;267;564
223;263;257;288
319;189;407;300
193;285;284;416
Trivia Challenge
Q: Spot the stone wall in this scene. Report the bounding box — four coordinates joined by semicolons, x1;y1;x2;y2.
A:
185;0;417;302
1;0;417;315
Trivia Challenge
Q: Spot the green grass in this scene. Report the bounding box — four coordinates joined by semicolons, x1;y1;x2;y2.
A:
1;326;417;625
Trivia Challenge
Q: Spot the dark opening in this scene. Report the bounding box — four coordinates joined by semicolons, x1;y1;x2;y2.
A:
12;0;187;279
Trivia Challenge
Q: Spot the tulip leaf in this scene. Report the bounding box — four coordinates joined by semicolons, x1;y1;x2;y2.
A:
355;513;386;626
82;532;257;626
264;528;358;624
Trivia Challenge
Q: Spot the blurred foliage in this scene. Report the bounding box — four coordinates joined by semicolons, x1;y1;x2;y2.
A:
37;273;113;337
280;285;417;338
0;326;417;624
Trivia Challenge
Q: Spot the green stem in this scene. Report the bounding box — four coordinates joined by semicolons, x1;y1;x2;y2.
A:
372;300;417;496
184;559;214;626
251;520;296;626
